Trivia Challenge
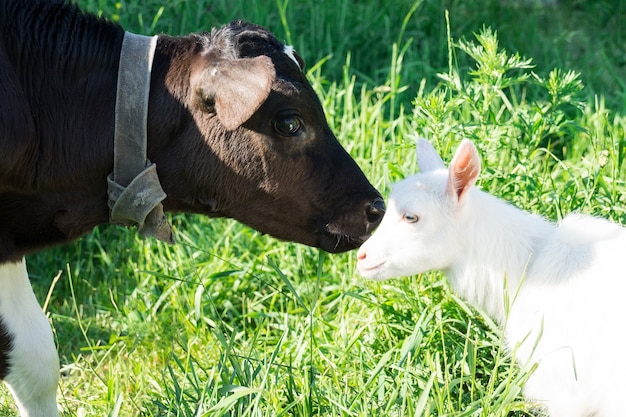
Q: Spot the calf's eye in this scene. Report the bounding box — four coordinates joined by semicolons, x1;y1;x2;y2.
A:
402;213;419;223
273;114;302;136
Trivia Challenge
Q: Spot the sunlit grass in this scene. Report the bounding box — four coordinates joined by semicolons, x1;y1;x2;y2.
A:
2;1;624;416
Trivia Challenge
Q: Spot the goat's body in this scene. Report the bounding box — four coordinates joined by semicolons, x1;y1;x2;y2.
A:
358;139;626;416
452;190;626;416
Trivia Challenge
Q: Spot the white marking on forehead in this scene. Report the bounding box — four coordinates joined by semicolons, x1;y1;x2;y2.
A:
283;45;301;69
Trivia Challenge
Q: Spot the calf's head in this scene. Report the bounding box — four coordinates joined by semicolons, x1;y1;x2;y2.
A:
150;21;384;252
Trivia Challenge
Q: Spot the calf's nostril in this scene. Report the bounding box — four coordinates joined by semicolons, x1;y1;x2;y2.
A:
365;198;385;225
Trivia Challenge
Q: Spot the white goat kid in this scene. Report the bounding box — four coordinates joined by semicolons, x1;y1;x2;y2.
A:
357;138;626;417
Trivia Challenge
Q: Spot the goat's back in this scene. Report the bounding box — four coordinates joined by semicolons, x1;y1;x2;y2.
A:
507;213;626;417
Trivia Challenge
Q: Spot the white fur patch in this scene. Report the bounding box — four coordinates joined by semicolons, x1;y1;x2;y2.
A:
283;45;301;69
0;259;60;417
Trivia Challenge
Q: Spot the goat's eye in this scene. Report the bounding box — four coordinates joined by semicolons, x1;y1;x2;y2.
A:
273;114;302;136
402;213;419;223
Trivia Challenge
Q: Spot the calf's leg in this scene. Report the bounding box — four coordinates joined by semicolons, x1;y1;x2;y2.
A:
0;259;59;417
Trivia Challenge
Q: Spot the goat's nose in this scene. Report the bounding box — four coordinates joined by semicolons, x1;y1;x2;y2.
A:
365;198;385;228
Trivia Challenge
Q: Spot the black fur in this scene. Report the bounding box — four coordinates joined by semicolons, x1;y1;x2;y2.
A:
0;316;12;379
0;0;383;263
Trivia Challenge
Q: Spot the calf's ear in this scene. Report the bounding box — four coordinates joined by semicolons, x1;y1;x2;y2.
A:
194;56;276;130
416;138;446;172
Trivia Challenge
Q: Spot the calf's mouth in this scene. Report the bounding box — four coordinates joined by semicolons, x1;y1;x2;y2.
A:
316;197;385;253
316;230;368;253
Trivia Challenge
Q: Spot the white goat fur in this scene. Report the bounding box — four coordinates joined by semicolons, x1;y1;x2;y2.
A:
357;138;626;417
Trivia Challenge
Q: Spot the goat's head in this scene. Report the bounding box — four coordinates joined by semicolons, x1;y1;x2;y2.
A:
357;138;480;279
150;21;384;253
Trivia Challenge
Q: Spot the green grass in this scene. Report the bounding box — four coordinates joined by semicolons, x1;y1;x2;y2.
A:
2;0;625;416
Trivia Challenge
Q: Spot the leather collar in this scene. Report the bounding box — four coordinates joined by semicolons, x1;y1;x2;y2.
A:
107;32;174;244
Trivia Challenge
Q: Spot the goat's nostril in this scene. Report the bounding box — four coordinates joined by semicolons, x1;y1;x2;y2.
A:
365;198;385;225
357;248;366;260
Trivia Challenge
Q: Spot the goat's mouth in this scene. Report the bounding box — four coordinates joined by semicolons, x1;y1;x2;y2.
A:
356;259;388;280
357;261;385;273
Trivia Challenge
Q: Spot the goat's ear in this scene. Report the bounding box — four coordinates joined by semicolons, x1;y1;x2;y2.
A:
447;139;481;203
194;55;276;130
416;138;446;172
